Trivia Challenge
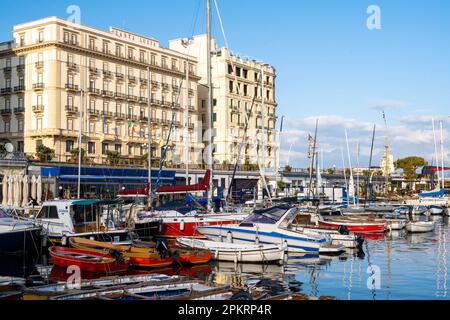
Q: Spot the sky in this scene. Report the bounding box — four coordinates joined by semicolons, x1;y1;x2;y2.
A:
1;0;449;169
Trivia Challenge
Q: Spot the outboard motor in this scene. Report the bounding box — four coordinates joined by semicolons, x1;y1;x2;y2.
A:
156;239;169;258
337;225;350;235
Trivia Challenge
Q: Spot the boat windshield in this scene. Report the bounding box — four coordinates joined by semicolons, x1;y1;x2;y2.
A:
278;208;300;230
241;206;291;225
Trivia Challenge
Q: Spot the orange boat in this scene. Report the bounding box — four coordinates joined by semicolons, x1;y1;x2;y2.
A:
69;237;173;269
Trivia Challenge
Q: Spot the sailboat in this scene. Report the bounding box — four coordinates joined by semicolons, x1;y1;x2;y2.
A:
125;0;249;239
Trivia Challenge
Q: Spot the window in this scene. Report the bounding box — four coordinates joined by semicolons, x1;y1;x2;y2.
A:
63;31;69;43
128;145;133;155
115;144;121;154
67;119;73;131
4;121;10;133
71;33;77;45
103;122;109;134
18;141;24;152
229;81;234;93
38;30;44;43
228;64;233;75
38;206;59;219
140;50;145;62
89;37;95;50
89;122;95;133
18;120;24;132
201;100;206;109
37;95;43;106
36;118;42;130
102;143;108;155
103;41;109;53
66;140;74;153
88;142;95;154
5;99;11;110
212;113;217;122
151;54;156;65
19;34;25;46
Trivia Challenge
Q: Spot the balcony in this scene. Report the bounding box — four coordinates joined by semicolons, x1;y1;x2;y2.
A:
65;105;78;114
103;70;113;78
32;105;44;113
14;85;25;93
3;67;12;73
116;73;125;81
139;97;148;104
127;95;138;102
115;113;126;120
32;83;45;91
139;116;149;123
162;119;171;126
188;123;195;130
35;61;44;69
14;107;25;114
140;78;148;86
88;87;101;95
172;85;179;91
66;62;78;70
127;114;138;122
101;110;114;118
188;89;194;96
0;87;12;95
88;109;100;117
161;83;169;91
16;65;25;72
89;67;99;76
65;83;79;92
115;92;127;100
151;99;161;106
151;81;159;88
102;90;114;98
188;106;196;112
88;45;99;52
0;109;12;116
128;75;137;83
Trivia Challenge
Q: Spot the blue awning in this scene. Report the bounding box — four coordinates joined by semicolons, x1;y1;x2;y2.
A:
59;175;175;182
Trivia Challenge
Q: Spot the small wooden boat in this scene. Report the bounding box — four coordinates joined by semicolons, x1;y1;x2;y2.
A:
177;238;285;264
318;218;386;234
48;246;129;274
69;237;173;268
171;246;212;265
0;284;24;300
406;221;435;233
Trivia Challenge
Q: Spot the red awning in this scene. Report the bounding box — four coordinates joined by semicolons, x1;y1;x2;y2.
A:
117;184;149;196
156;170;211;194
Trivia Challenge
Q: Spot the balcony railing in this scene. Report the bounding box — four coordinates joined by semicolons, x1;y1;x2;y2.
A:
65;84;79;91
14;107;25;114
14;85;25;92
115;92;127;100
88;109;100;116
139;116;149;123
139;97;148;104
115;113;126;120
116;73;125;80
127;95;138;102
32;83;45;90
103;70;113;78
65;105;78;113
35;61;44;69
88;87;101;95
102;90;114;97
128;75;137;82
101;110;114;118
127;114;138;121
32;105;44;113
66;62;78;70
16;65;25;72
0;109;12;115
3;67;12;73
0;87;12;94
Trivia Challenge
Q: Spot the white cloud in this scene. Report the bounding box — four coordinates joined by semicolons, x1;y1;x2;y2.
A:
370;98;409;111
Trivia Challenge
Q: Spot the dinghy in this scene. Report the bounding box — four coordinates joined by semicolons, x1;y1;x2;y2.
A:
318;218;386;234
48;246;129;274
177;238;285;264
69;237;174;268
429;205;444;215
405;221;435;233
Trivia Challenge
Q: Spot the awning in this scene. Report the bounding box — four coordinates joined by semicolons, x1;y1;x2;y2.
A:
72;199;121;206
59;175;175;182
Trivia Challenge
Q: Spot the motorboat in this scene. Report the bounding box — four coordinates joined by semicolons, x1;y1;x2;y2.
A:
195;206;340;254
33;200;133;245
177;237;286;264
428;205;444;215
317;216;386;234
0;208;41;254
405;221;435;233
411;206;428;215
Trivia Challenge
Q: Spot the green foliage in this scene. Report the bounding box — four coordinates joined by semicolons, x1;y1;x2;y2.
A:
283;165;292;173
394;156;428;180
106;150;120;165
70;148;86;164
35;144;55;162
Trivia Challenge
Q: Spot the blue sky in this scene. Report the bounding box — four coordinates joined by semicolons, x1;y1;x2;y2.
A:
1;0;449;168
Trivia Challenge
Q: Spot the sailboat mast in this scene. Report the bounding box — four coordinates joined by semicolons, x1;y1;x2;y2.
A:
308;120;319;198
432;118;440;189
185;59;190;185
345;130;355;205
147;66;153;207
440;121;445;190
366;124;376;203
356;141;360;205
341;146;349;206
77;55;85;199
206;0;214;213
383;112;390;196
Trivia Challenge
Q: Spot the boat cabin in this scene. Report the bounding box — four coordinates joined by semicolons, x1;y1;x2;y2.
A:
239;206;300;230
34;199;123;238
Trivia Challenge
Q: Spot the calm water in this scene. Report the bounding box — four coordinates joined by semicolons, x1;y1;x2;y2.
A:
1;216;449;300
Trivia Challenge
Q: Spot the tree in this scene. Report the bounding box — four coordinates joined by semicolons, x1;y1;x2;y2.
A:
35;144;55;162
394;156;428;180
70;148;87;164
0;144;6;154
283;165;292;173
106;150;120;165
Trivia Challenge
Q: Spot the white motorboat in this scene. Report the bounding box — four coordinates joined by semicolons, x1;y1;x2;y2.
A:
406;221;435;233
33;200;132;245
195;206;335;254
177;237;286;263
385;219;407;231
428;205;444;215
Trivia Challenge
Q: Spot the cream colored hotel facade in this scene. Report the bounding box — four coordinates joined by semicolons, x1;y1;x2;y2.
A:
0;17;278;170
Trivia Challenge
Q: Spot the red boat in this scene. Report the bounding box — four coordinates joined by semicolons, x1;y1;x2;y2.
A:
49;246;129;274
318;219;386;234
172;247;212;265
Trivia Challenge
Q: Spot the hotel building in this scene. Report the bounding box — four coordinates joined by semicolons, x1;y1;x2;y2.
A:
170;35;278;170
0;17;203;165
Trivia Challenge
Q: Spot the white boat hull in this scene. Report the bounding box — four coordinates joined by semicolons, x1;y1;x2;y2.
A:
406;222;435;233
177;238;285;263
195;224;325;254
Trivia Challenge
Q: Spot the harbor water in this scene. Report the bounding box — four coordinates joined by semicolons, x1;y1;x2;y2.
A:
1;216;449;300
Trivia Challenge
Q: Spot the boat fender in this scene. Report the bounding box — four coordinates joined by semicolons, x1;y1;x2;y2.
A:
61;236;67;247
338;225;350;235
227;232;233;244
180;220;185;232
255;236;260;245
